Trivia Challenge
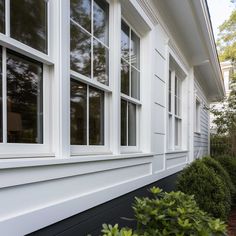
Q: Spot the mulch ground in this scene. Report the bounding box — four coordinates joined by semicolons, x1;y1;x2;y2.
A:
228;208;236;236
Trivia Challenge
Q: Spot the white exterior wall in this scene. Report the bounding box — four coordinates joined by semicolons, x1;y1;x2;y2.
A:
0;1;216;235
194;78;210;158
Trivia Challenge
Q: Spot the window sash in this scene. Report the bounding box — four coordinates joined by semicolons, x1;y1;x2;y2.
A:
70;0;110;86
0;47;51;157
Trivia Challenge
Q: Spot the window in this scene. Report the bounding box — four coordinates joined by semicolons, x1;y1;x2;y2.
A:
0;47;48;149
70;0;109;152
168;67;183;150
120;19;140;149
195;98;201;133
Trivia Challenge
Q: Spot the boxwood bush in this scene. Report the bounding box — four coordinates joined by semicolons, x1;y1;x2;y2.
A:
101;187;227;236
214;155;236;188
176;159;231;220
202;156;235;201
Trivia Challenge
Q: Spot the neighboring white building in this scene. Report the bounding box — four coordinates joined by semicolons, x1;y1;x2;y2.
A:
0;0;225;235
210;60;233;134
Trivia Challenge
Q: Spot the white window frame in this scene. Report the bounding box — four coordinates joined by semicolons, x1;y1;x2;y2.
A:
70;0;112;155
0;0;53;159
120;17;141;154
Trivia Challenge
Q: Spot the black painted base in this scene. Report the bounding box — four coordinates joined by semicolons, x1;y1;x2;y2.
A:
28;172;179;236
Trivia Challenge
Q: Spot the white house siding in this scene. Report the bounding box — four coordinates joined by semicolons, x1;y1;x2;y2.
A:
0;0;223;235
194;79;210;159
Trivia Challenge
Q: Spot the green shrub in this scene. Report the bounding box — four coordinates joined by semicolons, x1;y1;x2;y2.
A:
214;155;236;202
176;159;231;220
101;187;227;236
202;156;235;201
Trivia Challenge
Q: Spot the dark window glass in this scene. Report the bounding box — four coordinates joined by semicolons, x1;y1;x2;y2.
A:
121;99;127;146
0;47;2;142
7;51;43;143
121;20;129;61
0;0;5;33
93;0;109;46
10;0;47;53
93;39;109;85
89;87;104;145
131;67;140;100
71;80;87;145
128;102;136;146
70;0;91;33
131;31;140;69
71;21;91;78
121;59;129;95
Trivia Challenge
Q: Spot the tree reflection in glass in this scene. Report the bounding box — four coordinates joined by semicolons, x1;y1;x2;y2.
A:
71;80;87;145
70;21;91;78
0;0;5;33
7;51;43;143
121;59;129;95
131;31;140;69
71;0;91;33
10;0;47;53
93;39;109;85
93;0;109;46
89;87;104;145
121;20;129;61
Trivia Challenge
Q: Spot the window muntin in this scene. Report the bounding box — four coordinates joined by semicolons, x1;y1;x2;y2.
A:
70;0;109;86
10;0;48;54
120;19;140;148
70;79;104;146
0;0;4;34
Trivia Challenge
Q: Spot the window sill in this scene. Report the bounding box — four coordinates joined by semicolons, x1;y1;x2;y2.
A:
165;150;188;154
0;152;155;169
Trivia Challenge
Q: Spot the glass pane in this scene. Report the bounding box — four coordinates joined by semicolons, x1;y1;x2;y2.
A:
168;114;172;148
175;95;178;115
0;47;2;142
93;39;109;85
121;59;129;95
89;87;104;145
121;20;129;61
131;67;140;100
71;21;91;78
71;80;87;145
121;99;127;146
175;118;181;146
0;0;5;33
93;0;109;46
7;51;43;143
175;76;178;96
128;102;136;146
131;31;140;69
70;0;91;33
10;0;47;53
